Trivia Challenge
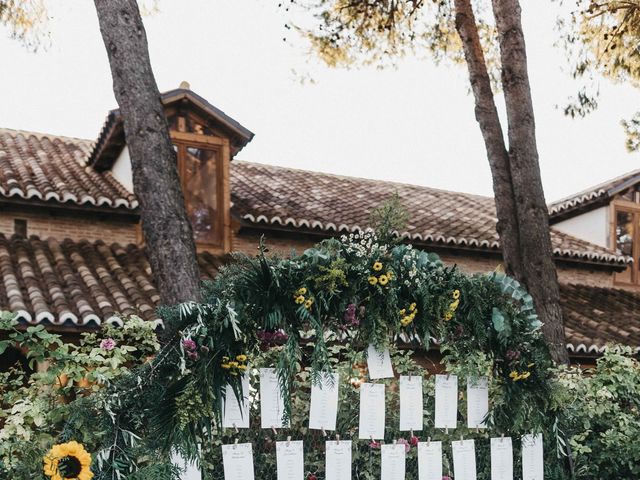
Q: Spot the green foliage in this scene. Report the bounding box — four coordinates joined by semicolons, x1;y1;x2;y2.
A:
1;234;567;478
557;348;640;479
369;192;410;244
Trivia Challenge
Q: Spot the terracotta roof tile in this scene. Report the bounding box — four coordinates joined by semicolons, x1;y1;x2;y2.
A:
0;234;225;327
560;283;640;354
0;128;138;210
549;168;640;218
230;161;630;267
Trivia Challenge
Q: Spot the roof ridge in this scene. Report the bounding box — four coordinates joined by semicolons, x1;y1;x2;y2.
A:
0;127;94;145
550;168;640;207
233;160;495;202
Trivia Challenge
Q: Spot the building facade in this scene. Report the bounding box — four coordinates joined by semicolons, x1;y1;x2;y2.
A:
1;85;639;363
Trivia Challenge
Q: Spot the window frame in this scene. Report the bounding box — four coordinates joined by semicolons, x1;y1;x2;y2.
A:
611;200;640;285
171;131;230;251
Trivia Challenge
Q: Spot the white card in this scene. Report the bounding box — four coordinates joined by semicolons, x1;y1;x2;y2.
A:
434;374;458;429
381;443;406;480
260;368;289;429
399;375;423;431
418;441;443;480
309;372;339;431
452;439;477;480
358;383;385;439
223;373;251;429
170;450;201;480
222;443;255;480
276;440;304;480
325;440;352;480
366;344;394;379
467;377;488;429
491;437;513;480
522;434;544;480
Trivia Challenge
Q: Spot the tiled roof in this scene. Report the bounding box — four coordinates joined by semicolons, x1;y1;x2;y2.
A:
0;128;138;210
549;169;640;219
0;234;224;327
230;162;631;267
560;283;640;354
0;234;636;354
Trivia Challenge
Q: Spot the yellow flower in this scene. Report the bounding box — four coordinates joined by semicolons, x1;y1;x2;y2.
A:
401;316;413;326
44;441;93;480
304;299;313;309
399;309;406;316
221;363;231;369
386;271;393;279
295;295;305;304
229;361;239;368
373;261;383;271
409;303;417;312
444;312;453;321
368;276;378;285
509;371;519;380
378;274;389;286
236;354;247;362
527;363;535;368
449;299;460;311
297;287;307;295
222;356;229;361
238;364;248;371
520;371;531;380
452;289;460;299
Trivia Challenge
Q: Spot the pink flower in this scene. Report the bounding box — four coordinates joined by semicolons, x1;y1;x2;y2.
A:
100;338;116;351
442;477;452;480
409;435;419;447
397;438;410;453
182;339;197;352
368;440;381;449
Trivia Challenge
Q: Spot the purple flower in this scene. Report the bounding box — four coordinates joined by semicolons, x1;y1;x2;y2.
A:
182;339;197;352
100;338;116;351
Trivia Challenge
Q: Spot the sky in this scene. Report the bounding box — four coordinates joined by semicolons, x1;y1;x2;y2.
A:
0;0;638;202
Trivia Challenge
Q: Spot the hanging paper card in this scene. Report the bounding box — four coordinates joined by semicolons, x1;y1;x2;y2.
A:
366;344;394;379
325;440;352;480
260;368;288;429
170;450;201;480
309;372;339;431
522;434;544;480
358;382;385;439
434;374;458;429
467;377;488;429
490;437;513;480
418;441;443;480
399;375;423;431
223;373;250;429
276;440;304;480
222;443;255;480
452;439;477;480
381;443;406;480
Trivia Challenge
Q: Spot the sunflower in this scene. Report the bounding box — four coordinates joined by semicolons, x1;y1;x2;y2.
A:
44;441;93;480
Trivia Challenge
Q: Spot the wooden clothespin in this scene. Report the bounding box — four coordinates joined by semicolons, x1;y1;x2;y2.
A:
322;427;327;438
501;433;505;442
286;435;291;446
427;436;431;446
233;438;239;449
271;426;278;436
233;423;239;434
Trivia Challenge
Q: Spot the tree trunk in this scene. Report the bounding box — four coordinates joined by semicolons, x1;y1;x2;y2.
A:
454;0;569;364
491;0;568;364
93;0;202;308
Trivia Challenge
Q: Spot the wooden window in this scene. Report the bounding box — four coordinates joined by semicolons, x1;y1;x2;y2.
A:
613;204;640;284
174;140;225;247
14;219;27;237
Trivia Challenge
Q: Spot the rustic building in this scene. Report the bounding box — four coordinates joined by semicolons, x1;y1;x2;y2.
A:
1;85;639;363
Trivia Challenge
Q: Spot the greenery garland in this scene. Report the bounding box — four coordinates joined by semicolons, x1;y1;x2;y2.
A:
0;210;566;478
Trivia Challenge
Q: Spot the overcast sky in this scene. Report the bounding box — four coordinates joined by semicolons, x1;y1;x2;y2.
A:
0;0;638;202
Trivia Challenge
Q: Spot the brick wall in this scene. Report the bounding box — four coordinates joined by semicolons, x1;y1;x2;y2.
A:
232;229;617;287
0;209;138;244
